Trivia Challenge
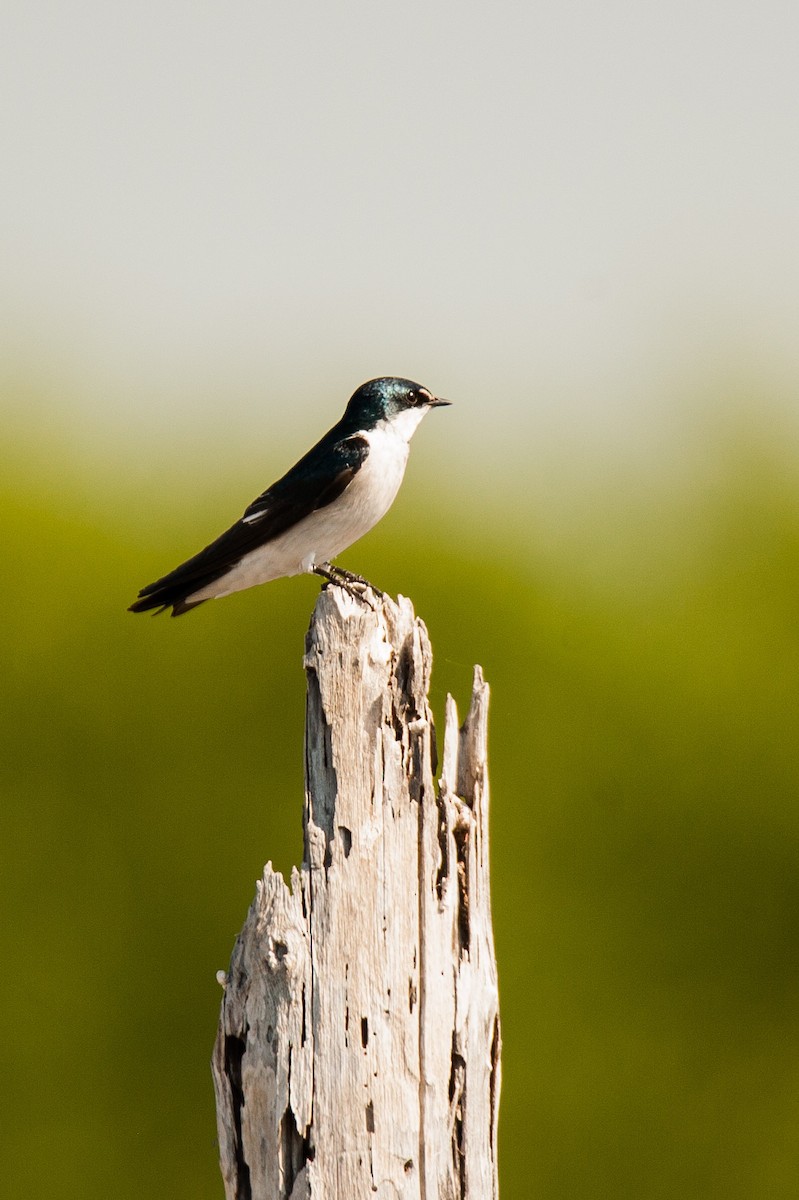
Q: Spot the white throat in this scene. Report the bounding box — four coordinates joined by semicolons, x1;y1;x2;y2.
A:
379;405;430;443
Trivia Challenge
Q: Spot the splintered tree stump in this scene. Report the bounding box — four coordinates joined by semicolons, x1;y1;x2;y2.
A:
212;589;500;1199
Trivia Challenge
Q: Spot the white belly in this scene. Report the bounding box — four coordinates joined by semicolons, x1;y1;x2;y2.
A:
187;423;412;602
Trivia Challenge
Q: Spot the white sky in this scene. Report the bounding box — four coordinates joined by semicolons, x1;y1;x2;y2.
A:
2;0;798;473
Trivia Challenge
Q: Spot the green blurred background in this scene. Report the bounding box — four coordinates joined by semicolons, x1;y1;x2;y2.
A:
3;2;799;1197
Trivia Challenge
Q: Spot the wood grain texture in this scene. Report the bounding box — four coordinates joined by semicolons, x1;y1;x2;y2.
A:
213;588;500;1199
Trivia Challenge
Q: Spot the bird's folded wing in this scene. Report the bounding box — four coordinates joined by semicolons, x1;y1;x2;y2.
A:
133;433;369;600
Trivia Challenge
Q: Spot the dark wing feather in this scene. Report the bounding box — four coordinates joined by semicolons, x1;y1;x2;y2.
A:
129;432;369;616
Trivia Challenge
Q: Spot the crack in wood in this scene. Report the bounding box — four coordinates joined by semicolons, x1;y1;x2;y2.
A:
304;665;337;870
224;1033;252;1200
338;825;352;857
448;1033;467;1200
280;1101;311;1200
434;788;450;902
454;814;472;955
489;1014;501;1168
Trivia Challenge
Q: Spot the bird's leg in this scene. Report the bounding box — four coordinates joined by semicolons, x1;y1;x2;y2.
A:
330;564;384;596
313;562;383;604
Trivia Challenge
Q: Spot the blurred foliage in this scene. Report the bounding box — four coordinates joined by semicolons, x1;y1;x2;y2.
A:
2;402;799;1199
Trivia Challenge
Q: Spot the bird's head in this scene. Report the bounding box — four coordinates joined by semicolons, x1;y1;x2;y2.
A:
344;377;451;438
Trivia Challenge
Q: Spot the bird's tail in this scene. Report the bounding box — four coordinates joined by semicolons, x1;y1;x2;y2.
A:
128;591;208;617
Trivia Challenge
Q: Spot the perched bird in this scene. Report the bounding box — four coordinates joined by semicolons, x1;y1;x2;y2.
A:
129;376;450;616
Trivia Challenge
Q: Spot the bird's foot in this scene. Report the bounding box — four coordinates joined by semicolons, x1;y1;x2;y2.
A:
313;562;383;608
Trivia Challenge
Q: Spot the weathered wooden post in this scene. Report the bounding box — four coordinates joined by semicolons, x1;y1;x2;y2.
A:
212;588;500;1199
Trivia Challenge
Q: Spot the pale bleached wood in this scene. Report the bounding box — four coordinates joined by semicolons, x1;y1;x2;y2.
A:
213;588;500;1199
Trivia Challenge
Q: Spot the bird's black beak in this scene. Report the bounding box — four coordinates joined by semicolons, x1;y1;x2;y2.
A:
430;396;451;408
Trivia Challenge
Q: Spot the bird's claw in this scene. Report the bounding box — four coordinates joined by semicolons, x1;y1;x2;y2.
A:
314;562;383;609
